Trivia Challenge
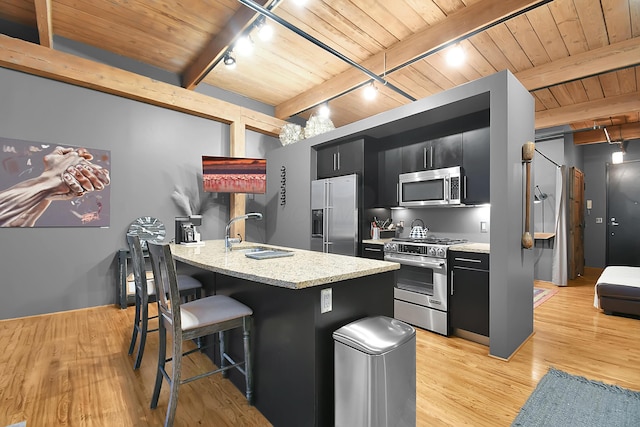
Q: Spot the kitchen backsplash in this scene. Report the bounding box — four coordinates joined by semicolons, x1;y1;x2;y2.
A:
391;206;490;243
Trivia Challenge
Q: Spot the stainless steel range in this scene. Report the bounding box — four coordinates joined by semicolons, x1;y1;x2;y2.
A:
384;237;467;336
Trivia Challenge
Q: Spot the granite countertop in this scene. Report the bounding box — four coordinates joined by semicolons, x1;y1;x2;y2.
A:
170;240;399;290
449;242;490;254
361;238;393;246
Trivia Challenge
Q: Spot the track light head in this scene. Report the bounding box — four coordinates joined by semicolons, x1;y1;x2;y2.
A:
223;52;236;69
363;81;378;100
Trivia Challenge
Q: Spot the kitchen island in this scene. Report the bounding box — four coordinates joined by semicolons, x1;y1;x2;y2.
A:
171;240;399;427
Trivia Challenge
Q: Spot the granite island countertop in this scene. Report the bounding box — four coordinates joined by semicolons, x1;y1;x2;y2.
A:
171;240;400;290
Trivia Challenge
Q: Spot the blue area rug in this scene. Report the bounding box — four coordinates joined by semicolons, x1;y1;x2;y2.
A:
512;368;640;426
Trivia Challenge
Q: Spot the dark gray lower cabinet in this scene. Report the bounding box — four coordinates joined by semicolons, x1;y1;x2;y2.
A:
450;251;489;337
361;243;385;260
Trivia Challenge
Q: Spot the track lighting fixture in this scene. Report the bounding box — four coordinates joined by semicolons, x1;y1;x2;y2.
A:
257;17;273;41
235;35;254;56
318;102;330;118
223;51;236;69
363;81;377;100
446;44;465;67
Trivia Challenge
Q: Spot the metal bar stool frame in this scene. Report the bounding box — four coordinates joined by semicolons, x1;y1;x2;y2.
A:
146;241;253;427
126;233;202;370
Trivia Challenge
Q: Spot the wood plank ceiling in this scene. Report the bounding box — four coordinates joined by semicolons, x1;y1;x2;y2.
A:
1;0;639;145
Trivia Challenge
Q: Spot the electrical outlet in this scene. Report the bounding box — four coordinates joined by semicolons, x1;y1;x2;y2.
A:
321;288;332;313
480;221;488;233
596;217;603;224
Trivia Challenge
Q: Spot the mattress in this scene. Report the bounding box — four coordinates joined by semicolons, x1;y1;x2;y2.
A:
593;266;640;309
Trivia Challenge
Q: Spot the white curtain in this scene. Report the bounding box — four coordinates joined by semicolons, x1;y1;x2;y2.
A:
551;165;567;286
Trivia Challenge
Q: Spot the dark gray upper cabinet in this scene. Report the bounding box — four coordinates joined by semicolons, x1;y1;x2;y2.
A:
401;134;462;172
462;127;490;204
378;147;402;207
316;139;364;179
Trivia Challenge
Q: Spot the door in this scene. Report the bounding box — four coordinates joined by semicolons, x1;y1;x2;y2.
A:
327;174;358;256
568;167;585;279
607;160;640;266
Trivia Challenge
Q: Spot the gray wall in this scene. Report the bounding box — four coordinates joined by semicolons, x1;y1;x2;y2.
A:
583;138;640;267
266;70;535;359
391;206;491;243
0;65;279;320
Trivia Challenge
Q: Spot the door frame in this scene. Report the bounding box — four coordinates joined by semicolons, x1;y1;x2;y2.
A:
568;167;585;279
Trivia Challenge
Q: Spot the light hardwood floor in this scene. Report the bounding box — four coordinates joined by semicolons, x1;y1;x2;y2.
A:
2;267;639;426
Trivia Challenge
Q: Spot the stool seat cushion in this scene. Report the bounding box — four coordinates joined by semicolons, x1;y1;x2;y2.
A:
176;275;203;292
179;295;253;331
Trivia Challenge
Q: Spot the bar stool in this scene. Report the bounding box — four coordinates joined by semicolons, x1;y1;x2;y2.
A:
146;241;253;427
126;233;203;370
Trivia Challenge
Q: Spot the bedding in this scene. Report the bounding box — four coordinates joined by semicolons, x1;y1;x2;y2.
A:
594;266;640;316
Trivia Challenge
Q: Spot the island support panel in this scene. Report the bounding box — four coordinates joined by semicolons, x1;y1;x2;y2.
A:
207;271;394;427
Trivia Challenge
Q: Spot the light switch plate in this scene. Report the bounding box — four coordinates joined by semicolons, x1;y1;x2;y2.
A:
321;288;332;313
480;221;488;233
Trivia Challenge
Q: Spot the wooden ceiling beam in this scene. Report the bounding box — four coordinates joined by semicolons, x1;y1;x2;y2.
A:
274;0;545;119
0;35;285;136
573;122;640;145
33;0;53;48
182;0;278;90
535;91;640;130
516;37;640;91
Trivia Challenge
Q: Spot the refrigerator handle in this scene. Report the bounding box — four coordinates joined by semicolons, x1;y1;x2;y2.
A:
324;181;330;252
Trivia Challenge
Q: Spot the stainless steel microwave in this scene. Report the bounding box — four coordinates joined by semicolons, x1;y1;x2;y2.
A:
398;166;464;207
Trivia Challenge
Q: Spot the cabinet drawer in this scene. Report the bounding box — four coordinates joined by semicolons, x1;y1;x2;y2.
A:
361;243;384;260
450;251;489;270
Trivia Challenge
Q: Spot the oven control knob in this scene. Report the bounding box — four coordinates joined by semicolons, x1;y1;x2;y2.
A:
436;248;445;258
428;247;436;256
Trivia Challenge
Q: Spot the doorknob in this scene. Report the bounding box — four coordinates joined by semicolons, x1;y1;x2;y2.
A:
610;217;619;226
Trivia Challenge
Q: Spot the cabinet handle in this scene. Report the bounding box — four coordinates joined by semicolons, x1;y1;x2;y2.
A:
396;182;399;204
450;270;454;295
333;153;337;171
429;146;434;168
423;147;427;169
364;247;382;252
337;151;341;170
454;257;482;263
463;176;467;200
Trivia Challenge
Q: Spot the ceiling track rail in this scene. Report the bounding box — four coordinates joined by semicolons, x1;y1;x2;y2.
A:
237;0;416;103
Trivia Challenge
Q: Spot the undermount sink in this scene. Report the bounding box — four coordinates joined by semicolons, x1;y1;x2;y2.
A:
231;245;294;259
232;246;271;253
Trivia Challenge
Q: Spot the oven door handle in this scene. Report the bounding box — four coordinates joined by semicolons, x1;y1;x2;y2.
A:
384;255;446;270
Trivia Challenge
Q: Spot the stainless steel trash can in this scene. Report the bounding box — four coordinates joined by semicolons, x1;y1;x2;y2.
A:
333;315;416;427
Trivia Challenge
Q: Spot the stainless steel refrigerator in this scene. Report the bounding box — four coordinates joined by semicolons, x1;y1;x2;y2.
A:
311;174;359;256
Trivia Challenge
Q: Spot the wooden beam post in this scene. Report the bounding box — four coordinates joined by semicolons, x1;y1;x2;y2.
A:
229;119;246;239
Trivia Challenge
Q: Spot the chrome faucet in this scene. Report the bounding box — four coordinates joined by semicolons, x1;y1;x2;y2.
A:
225;212;263;251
